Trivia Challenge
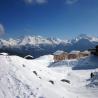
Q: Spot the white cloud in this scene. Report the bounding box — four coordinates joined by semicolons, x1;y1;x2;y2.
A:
65;0;79;5
0;24;5;35
36;0;47;4
24;0;34;4
24;0;47;5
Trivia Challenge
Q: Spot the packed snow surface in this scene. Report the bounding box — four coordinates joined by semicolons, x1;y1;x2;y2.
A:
0;54;98;98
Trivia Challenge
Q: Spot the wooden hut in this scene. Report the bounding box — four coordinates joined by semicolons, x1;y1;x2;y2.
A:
53;50;91;61
53;50;68;62
68;51;80;60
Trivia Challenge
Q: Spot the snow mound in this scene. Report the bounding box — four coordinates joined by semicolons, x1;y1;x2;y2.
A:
0;52;8;56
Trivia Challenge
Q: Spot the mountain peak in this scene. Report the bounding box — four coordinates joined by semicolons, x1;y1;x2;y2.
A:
72;34;98;43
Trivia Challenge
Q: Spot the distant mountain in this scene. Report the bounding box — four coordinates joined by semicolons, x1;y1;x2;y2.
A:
66;34;98;51
0;35;68;58
0;34;98;58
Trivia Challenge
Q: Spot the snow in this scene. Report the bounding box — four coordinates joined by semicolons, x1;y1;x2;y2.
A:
1;34;98;59
0;34;98;49
53;50;65;55
0;52;8;56
24;55;34;59
0;35;66;48
83;50;90;53
0;54;98;98
69;50;80;54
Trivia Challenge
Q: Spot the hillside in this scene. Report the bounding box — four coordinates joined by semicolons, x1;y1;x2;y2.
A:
0;54;98;98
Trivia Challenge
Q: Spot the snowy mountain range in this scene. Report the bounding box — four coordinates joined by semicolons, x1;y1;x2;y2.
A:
0;34;98;58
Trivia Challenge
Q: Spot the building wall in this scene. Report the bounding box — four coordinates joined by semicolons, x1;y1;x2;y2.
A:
68;54;79;60
79;52;90;58
53;52;90;62
54;53;68;62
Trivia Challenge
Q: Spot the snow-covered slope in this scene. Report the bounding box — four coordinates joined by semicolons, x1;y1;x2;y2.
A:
0;54;98;98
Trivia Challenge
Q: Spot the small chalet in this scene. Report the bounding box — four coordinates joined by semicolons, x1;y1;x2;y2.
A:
68;51;80;59
53;50;68;62
53;50;90;62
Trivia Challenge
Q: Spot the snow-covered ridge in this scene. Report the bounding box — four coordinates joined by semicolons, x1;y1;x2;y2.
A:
0;34;98;47
72;34;98;43
0;35;67;47
0;34;98;58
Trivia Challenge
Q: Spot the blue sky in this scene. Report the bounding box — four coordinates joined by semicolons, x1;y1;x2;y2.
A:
0;0;98;39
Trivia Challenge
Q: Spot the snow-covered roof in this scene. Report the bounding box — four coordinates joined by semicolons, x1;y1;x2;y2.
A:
24;55;34;59
83;50;90;54
69;51;80;54
0;52;8;56
53;50;64;55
